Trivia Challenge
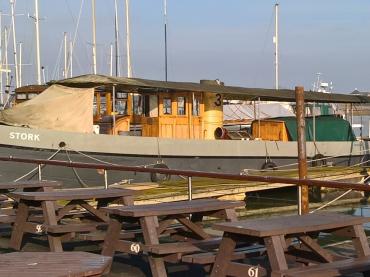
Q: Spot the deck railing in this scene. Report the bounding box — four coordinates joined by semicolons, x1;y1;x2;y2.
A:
0;155;369;194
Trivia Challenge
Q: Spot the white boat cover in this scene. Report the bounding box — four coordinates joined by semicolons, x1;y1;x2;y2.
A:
0;85;94;133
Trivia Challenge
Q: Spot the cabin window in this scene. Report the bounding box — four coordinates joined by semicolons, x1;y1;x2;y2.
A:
177;97;186;115
116;100;127;115
133;94;143;115
143;95;150;117
192;97;200;116
149;95;158;117
100;96;107;115
163;98;172;115
16;93;27;100
115;91;128;115
116;92;127;99
28;93;38;99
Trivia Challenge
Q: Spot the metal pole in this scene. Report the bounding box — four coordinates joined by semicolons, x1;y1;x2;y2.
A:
295;86;309;214
10;0;19;88
4;27;9;93
164;0;168;81
38;164;42;181
110;43;113;76
91;0;97;74
64;32;67;78
69;39;73;77
34;0;41;85
274;3;279;90
188;176;192;201
104;170;108;189
0;11;3;106
18;41;21;87
112;85;116;133
125;0;132;78
114;0;120;76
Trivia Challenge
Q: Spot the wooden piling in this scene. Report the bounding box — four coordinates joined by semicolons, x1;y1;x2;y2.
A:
295;86;309;214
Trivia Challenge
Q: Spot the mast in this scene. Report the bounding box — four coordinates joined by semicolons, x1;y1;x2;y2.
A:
18;41;21;87
4;27;9;93
274;3;279;90
164;0;168;81
125;0;132;77
114;0;120;76
10;0;19;88
0;11;3;105
64;32;67;78
110;43;113;76
91;0;97;74
34;0;41;85
69;39;73;77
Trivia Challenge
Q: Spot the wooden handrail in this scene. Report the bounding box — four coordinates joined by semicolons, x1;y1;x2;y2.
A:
0;155;369;191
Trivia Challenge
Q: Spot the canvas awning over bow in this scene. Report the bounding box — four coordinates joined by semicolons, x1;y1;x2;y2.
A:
0;84;94;133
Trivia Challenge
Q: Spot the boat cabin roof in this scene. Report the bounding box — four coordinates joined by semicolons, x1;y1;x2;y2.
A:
51;74;370;104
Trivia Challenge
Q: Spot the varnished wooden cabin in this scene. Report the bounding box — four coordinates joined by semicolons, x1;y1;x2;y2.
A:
93;86;224;140
14;85;48;105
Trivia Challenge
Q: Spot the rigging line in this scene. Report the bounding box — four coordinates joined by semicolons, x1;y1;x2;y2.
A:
251;5;274;87
65;149;89;188
244;153;370;174
51;36;64;80
65;146;158;168
310;189;353;213
234;104;254;118
66;0;85;74
13;149;62;182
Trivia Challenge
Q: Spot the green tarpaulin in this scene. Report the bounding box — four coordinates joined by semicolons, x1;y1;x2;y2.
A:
273;116;356;141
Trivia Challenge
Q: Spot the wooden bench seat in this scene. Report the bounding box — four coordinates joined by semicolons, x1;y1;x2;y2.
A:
276;257;370;277
182;244;265;265
148;238;223;255
44;222;105;233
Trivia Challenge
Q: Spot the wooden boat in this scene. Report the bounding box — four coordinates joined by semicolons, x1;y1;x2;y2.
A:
0;74;368;187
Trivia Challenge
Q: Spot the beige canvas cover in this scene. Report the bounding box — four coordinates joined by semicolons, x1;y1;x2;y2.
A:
0;84;94;133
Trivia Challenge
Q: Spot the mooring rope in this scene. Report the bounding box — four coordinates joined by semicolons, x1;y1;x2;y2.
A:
13;149;62;182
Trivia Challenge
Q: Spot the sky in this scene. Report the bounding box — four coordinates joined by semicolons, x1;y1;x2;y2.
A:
1;0;370;93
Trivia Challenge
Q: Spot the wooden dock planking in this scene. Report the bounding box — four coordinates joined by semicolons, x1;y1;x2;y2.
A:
133;169;364;204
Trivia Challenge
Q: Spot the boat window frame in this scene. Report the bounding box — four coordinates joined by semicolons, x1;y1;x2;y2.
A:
163;97;172;115
177;96;186;116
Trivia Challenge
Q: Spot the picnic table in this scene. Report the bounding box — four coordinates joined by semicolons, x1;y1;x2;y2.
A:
101;198;244;277
0;180;63;224
0;251;112;277
210;212;370;277
8;187;137;252
0;180;62;193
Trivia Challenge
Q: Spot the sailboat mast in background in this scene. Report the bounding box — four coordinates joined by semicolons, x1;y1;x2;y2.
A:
34;0;41;84
0;11;3;105
64;32;68;78
114;0;120;76
18;41;21;86
274;3;279;90
10;0;19;88
164;0;168;81
125;0;132;78
91;0;97;74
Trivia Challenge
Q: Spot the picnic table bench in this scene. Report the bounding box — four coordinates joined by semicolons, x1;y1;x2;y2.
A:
0;251;112;277
8;187;137;252
101;198;244;277
0;180;63;224
210;212;370;277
